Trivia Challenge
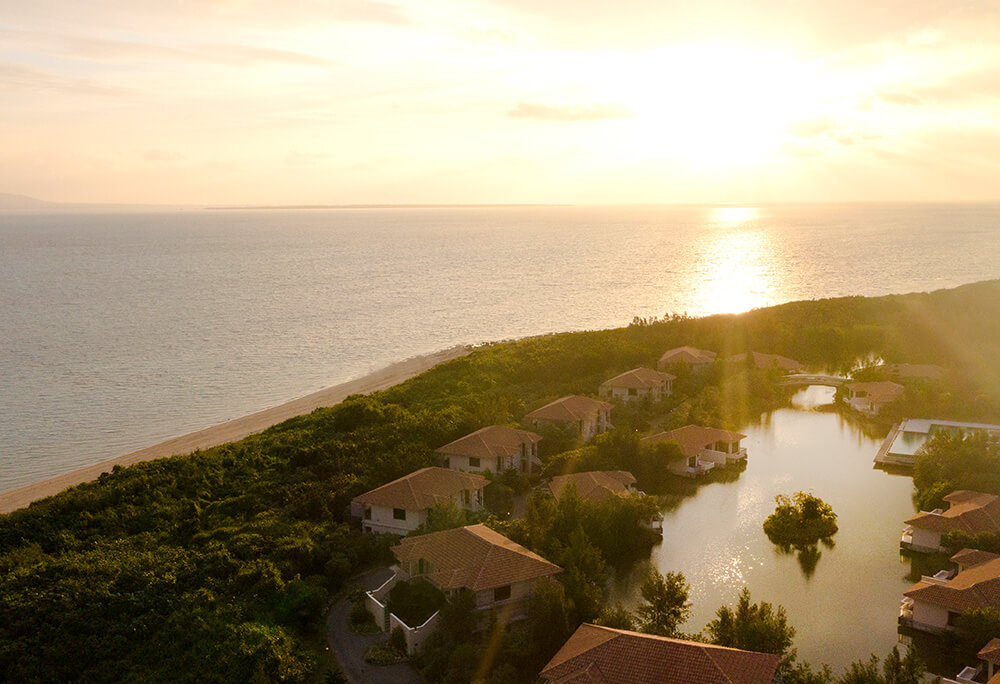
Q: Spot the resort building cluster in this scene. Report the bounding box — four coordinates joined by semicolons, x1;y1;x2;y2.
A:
349;343;989;680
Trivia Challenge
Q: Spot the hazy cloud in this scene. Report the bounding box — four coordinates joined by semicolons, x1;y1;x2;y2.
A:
144;149;184;162
0;61;128;96
787;117;837;137
878;89;923;106
507;101;634;121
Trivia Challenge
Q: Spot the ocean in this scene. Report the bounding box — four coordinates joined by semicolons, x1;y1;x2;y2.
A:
2;203;999;491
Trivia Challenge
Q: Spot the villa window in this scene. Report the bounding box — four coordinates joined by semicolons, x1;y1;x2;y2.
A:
947;611;961;627
493;585;511;602
393;508;406;521
463;489;470;505
688;456;697;468
442;457;449;469
364;507;372;520
469;457;480;468
628;388;637;396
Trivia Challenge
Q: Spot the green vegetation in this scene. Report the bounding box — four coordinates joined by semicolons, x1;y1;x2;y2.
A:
3;280;1000;681
387;579;446;627
635;569;692;637
763;492;839;548
913;431;1000;511
363;637;408;666
706;587;796;658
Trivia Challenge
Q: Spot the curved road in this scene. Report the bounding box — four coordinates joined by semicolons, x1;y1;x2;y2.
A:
326;567;423;684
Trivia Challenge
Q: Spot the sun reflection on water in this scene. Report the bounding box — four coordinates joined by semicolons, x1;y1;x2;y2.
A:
695;207;778;315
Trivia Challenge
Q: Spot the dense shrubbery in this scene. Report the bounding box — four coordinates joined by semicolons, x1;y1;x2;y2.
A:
913;431;1000;511
3;281;1000;681
763;492;839;548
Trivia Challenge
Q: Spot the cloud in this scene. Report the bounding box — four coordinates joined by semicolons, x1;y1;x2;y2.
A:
0;61;128;96
0;30;335;68
877;89;923;106
143;149;184;161
506;101;634;121
786;117;837;137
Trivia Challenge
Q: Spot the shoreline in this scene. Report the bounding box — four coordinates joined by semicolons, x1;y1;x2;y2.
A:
0;345;470;515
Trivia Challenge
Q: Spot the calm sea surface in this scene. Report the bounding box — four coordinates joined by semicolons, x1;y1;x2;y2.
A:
2;203;999;491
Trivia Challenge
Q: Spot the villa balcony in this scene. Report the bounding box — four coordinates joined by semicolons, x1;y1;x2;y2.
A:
900;525;914;550
701;446;748;466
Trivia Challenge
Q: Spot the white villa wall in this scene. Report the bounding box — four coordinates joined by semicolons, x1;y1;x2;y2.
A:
389;610;441;655
362;504;427;535
911;601;950;631
910;527;944;552
442;444;539;474
600;385;666;402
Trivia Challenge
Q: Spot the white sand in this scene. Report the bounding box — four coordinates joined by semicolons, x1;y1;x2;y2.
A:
0;345;469;514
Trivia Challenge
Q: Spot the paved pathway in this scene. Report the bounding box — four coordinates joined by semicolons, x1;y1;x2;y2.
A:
327;568;423;684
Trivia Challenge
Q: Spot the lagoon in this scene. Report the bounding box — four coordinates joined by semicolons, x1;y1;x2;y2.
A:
610;386;915;672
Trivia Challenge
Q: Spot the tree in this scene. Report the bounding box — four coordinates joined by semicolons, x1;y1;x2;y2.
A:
636;569;691;637
595;603;637;631
838;645;923;684
706;588;795;657
763;492;838;548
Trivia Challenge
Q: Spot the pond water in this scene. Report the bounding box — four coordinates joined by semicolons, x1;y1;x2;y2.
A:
609;386;916;672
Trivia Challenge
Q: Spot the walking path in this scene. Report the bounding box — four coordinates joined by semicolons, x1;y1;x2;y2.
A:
326;567;423;684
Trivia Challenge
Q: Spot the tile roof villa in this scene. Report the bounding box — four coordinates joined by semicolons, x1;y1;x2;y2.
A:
435;425;543;474
901;549;1000;634
352;466;488;535
844;380;905;416
539;623;781;684
642;424;748;478
525;395;612;441
364;524;563;653
657;346;717;369
724;351;803;371
902;490;1000;553
548;470;638;504
599;367;675;402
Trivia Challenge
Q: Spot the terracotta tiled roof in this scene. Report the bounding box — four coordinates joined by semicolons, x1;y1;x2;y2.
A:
885;363;946;380
392;524;561;591
845;381;905;404
989;673;1000;684
952;548;1000;570
435;425;542;461
979;638;1000;666
658;346;717;367
641;424;746;457
724;351;802;371
539;624;780;684
352;467;488;511
601;368;676;391
526;396;612;423
904;552;1000;613
549;471;637;504
906;491;1000;535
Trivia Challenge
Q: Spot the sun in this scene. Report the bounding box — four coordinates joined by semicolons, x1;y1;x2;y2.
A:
605;45;817;167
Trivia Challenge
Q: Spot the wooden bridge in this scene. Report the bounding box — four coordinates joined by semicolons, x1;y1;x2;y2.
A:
780;373;849;387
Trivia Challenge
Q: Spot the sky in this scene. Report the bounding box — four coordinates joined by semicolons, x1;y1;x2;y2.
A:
2;0;1000;205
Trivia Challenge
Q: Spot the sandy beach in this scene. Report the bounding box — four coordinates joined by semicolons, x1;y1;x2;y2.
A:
0;345;469;515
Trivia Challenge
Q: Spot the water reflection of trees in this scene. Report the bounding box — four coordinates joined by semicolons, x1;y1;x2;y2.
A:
774;538;835;580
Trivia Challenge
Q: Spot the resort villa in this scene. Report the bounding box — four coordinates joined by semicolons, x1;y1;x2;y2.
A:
548;470;638;504
724;351;803;371
352;467;488;535
599;367;675;402
434;425;543;474
901;491;1000;554
876;418;1000;467
365;524;562;653
657;346;717;370
943;639;1000;684
900;549;1000;635
524;395;612;441
539;624;781;683
844;381;905;416
642;424;748;478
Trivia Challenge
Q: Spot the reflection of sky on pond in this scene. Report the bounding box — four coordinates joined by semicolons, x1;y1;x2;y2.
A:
609;386;915;671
